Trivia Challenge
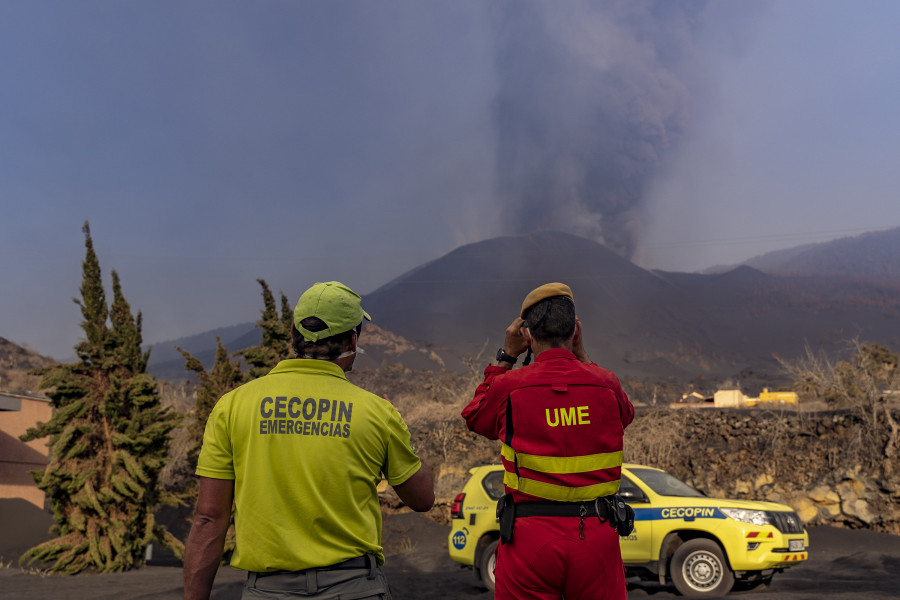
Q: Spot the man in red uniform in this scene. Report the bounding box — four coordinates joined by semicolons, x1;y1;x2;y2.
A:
462;283;634;600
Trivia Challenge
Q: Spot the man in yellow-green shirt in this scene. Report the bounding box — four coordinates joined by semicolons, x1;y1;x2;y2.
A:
184;281;434;600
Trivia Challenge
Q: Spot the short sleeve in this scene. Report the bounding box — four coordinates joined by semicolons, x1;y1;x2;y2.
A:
196;395;236;480
382;408;422;487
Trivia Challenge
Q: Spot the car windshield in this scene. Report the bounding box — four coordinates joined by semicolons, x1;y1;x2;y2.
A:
629;468;705;497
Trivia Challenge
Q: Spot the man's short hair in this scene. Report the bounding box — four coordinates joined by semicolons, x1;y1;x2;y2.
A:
522;297;575;347
292;317;360;360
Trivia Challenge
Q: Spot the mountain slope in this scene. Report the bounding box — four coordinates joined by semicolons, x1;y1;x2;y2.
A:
365;231;699;375
143;230;900;381
745;227;900;279
367;231;900;377
144;322;259;381
0;337;55;394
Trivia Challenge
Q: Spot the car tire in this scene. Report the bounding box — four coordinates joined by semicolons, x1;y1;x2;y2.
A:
670;539;735;598
479;539;499;591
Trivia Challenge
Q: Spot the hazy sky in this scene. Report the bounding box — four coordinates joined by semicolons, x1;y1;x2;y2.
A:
2;1;899;360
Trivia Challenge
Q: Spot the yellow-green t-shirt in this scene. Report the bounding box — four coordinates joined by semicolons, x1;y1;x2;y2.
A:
196;359;422;572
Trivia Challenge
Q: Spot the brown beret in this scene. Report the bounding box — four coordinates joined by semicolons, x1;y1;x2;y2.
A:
520;283;574;317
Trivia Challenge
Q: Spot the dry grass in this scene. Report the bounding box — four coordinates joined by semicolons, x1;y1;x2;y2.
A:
623;408;692;471
350;356;486;428
158;422;196;499
394;536;418;555
157;380;199;500
158;380;195;411
351;356;502;521
1;556;52;578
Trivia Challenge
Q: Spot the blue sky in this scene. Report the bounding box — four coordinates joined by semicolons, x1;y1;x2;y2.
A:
2;1;899;360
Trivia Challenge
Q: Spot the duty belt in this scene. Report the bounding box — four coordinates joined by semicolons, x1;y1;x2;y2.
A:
513;499;612;518
497;494;634;544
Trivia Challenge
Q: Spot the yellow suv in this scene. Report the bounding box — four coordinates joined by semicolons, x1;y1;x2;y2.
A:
448;464;808;597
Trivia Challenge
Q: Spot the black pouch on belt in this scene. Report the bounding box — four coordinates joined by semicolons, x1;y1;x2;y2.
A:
596;495;635;537
612;495;635;537
497;493;516;545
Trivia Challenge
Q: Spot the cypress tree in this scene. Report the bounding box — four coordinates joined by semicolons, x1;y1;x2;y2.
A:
21;222;181;573
178;337;244;477
175;278;293;561
280;290;292;333
177;336;245;559
237;279;293;378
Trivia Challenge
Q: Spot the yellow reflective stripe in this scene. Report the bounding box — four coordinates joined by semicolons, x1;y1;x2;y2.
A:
503;470;621;502
504;467;519;489
500;443;622;474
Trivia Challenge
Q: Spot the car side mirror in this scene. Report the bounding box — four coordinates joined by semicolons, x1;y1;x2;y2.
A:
618;489;649;504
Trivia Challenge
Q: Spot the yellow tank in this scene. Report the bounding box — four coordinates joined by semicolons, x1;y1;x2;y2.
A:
756;388;799;404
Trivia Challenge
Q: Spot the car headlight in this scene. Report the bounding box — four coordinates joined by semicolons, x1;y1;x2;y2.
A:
721;508;771;526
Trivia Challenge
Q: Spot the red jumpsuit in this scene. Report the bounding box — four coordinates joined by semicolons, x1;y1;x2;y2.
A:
462;348;634;600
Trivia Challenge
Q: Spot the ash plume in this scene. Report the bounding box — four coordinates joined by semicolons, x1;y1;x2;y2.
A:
490;0;709;260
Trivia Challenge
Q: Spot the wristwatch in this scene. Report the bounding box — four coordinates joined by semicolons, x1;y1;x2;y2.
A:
496;348;518;365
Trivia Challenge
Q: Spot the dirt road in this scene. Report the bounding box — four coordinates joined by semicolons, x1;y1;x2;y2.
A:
1;513;898;599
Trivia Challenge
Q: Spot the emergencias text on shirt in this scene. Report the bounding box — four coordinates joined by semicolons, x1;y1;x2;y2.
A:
259;396;352;438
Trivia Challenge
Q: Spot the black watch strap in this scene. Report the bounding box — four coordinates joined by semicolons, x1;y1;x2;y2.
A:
496;348;518;364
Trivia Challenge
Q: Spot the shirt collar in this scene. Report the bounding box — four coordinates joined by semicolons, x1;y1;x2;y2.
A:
269;358;349;380
534;347;577;362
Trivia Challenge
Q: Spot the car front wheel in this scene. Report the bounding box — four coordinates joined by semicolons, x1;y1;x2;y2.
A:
480;539;499;591
671;539;735;597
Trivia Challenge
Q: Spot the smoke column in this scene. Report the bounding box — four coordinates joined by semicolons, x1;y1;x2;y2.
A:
490;0;709;260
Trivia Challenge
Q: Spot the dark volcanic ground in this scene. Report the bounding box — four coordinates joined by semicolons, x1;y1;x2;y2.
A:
2;512;899;599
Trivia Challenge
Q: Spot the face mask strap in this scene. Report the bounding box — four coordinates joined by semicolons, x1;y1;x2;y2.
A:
336;329;361;360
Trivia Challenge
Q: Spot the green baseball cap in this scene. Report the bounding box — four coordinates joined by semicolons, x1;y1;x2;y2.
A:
293;281;371;342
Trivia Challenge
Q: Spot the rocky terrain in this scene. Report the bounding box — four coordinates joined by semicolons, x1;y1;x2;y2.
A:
359;363;900;535
623;407;900;534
